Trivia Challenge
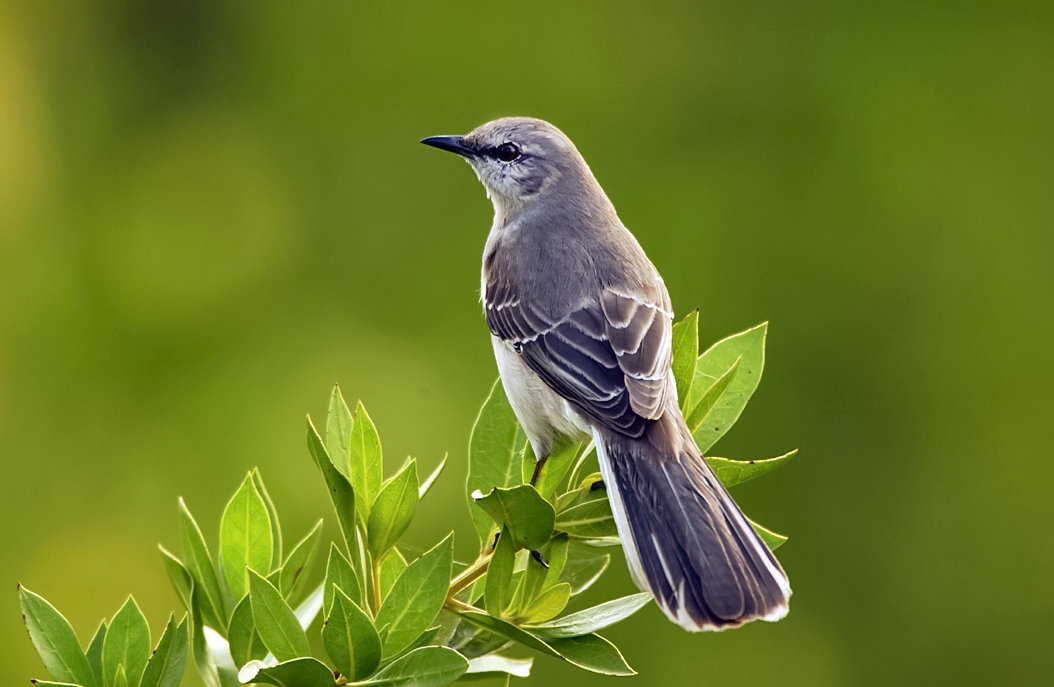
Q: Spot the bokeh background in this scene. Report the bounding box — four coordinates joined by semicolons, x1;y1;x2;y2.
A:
3;1;1052;685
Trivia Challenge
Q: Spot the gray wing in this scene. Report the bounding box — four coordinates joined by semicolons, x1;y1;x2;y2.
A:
485;277;673;438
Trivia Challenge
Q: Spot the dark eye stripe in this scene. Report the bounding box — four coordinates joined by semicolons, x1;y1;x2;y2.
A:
486;143;522;162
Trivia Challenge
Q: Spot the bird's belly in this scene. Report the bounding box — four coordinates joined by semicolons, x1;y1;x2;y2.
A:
491;336;591;456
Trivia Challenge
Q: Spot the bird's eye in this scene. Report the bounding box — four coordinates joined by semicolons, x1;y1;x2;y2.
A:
495;143;521;162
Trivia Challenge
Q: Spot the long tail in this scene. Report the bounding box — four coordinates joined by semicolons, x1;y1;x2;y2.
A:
593;409;791;632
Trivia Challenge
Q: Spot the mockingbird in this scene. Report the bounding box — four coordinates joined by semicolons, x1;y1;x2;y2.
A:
423;117;790;631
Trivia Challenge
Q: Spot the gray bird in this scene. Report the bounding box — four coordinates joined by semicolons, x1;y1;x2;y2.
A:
423;117;790;631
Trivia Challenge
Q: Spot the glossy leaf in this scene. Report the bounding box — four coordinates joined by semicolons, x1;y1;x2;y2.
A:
307;416;359;569
102;596;151;687
418;454;447;499
367;459;419;559
462;654;533;681
379;547;408;601
220;473;274;601
227;595;266;668
749;518;788;551
684;357;740;437
189;588;222;687
706;450;798;488
555;498;617;539
484;526;515;617
178;498;227;627
526;592;652;638
523;439;581;500
520;582;571;623
279;520;323;602
472;485;555;551
251;468;284;569
112;665;127;687
240;657;336;687
544;534;569;589
158;546;193;612
326;384;354;481
19;586;97;687
357;646;468;686
247;569;310;661
322;587;381;681
545;634;635;676
350;400;384;522
85;621;106;687
375;535;453;659
324;543;362;616
671;309;699;405
467;379;528;543
139;614;189;687
558;541;610;595
690;322;767;453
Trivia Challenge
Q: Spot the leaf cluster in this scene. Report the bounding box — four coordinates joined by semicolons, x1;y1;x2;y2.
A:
20;316;795;686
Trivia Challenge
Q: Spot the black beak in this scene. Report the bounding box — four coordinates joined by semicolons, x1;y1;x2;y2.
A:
421;135;476;158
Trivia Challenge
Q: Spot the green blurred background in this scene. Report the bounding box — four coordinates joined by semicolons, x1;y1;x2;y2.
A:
2;1;1052;684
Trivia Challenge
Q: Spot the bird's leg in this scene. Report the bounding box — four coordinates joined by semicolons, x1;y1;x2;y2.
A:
530;453;549;486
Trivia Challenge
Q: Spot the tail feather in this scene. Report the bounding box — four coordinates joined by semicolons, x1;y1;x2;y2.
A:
593;411;790;632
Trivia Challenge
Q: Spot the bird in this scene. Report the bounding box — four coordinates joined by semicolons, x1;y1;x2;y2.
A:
422;117;790;632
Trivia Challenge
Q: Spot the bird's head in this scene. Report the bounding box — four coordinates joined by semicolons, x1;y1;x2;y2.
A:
422;117;594;216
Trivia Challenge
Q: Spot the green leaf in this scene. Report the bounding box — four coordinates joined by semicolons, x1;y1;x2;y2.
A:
322;587;381;681
555;498;617;539
522;439;581;500
247;569;311;661
472;485;555;551
671;309;699;405
684;356;740;437
189;588;222;687
85;620;105;687
526;592;652;638
510;547;548;617
25;682;81;686
544;634;635;676
350;400;384;523
140;614;189;687
220;473;274;601
461;654;533;681
227;595;266;669
367;459;419;559
690;322;767;453
542;535;569;589
280;520;324;602
241;657;336;687
158;546;193;612
484;526;515;617
454;611;558;658
357;646;468;686
379;547;408;601
749;518;788;551
307;416;359;569
520;583;571;623
112;664;127;687
418;454;447;499
455;611;633;675
558;541;610;595
178;498;227;628
19;586;97;687
467;379;528;543
706;450;798;488
375;535;453;659
251;468;284;569
324;543;363;616
327;384;354;482
102;596;151;687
